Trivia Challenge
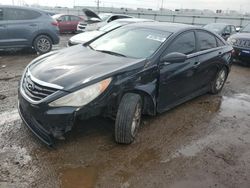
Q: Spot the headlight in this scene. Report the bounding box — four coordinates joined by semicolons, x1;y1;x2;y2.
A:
49;78;112;107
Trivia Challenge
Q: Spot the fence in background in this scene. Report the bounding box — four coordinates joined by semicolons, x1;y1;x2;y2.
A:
45;7;250;26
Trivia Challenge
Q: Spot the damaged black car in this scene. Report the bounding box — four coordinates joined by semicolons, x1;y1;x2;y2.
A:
18;22;233;146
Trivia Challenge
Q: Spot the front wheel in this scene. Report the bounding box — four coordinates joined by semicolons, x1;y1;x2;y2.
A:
33;35;52;54
210;67;228;94
115;93;142;144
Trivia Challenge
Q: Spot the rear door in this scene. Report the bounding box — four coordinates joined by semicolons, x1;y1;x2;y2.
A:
70;15;82;32
157;31;200;112
0;8;9;46
194;30;224;89
5;8;40;47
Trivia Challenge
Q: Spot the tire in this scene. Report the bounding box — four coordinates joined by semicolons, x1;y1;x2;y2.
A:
210;67;228;94
33;35;52;54
115;93;142;144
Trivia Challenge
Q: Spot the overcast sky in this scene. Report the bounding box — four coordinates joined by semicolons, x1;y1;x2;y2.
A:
1;0;250;12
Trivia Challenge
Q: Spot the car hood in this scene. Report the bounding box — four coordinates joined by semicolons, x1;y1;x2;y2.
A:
70;30;105;44
29;45;145;91
230;32;250;39
82;8;101;20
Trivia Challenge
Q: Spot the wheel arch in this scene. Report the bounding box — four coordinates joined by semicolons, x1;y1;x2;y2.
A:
119;89;156;116
32;33;54;47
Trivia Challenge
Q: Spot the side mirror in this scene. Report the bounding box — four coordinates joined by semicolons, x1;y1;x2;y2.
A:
161;52;187;64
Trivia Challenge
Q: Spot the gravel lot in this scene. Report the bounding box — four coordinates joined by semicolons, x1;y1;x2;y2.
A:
0;34;250;188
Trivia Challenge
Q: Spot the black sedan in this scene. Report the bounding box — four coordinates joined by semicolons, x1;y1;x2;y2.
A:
18;22;233;146
227;24;250;63
204;23;236;40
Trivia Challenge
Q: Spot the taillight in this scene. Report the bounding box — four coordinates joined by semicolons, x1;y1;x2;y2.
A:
51;21;58;27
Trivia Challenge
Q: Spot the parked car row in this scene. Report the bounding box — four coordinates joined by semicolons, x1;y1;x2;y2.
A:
204;22;250;62
0;6;133;54
68;18;155;46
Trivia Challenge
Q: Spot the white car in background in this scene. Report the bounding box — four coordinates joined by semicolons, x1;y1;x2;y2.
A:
77;9;133;32
69;18;154;46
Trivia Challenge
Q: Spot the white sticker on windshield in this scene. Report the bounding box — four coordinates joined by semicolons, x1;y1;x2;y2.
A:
146;35;166;42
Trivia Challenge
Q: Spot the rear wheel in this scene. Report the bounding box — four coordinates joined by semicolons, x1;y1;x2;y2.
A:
210;67;228;94
115;93;142;144
34;35;52;54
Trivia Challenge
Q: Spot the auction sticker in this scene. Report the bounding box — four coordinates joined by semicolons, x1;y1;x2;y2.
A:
146;35;166;42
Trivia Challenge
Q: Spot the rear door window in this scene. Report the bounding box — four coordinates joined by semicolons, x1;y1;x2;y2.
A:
70;16;81;21
216;37;225;47
61;15;71;22
165;31;196;55
197;31;217;51
5;8;41;20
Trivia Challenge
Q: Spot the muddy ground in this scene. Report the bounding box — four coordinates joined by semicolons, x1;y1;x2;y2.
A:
0;34;250;188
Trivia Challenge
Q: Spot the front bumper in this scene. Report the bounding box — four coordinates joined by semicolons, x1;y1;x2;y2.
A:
18;92;76;146
232;46;250;62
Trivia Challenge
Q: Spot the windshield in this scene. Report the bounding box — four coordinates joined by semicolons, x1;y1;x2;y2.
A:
89;27;172;59
241;24;250;33
204;24;225;33
99;21;125;32
98;13;111;21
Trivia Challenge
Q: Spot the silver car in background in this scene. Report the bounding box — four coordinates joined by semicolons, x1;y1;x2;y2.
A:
77;9;132;32
69;18;154;46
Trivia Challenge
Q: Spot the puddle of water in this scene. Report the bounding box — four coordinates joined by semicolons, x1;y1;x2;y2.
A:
161;93;250;162
130;148;160;168
59;167;98;188
220;93;250;118
0;109;20;126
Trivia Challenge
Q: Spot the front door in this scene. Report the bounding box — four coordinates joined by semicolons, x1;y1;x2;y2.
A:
157;31;200;112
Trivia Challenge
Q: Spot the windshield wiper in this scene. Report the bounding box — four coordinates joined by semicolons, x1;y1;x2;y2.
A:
96;50;127;57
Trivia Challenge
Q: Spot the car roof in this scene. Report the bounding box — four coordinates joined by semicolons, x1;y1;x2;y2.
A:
206;23;231;26
125;22;197;33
